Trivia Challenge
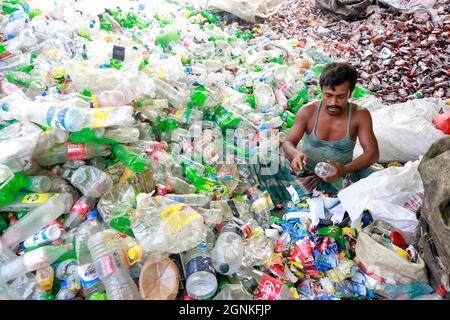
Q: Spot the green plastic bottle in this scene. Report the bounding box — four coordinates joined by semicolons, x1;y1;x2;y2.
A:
311;64;325;77
280;110;296;128
112;144;147;173
214;104;241;129
352;85;373;99
69;128;118;145
155;116;178;131
155;30;181;48
288;86;310;114
182;163;226;194
191;86;209;107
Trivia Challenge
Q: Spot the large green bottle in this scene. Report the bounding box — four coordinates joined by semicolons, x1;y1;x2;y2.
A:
352;85;373;99
280;110;296;128
191;86;209;107
182;163;226;194
155;30;181;48
288;86;310;114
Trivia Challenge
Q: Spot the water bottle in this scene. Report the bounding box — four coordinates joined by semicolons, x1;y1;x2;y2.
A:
35;142;111;167
153;78;187;108
183;230;218;300
22;224;63;249
87;229;141;300
54;259;78;281
0;244;70;282
64;196;97;230
254;82;275;111
250;190;275;229
0;197;66;249
91;90;126;108
314;162;337;179
83;106;134;129
0;52;32;72
59;166;113;198
163;175;196;194
163;194;212;208
75;211;105;299
211;223;245;275
197;207;223;226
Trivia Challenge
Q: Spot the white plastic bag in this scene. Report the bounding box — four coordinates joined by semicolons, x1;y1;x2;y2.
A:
201;0;286;23
354;98;448;163
338;160;423;233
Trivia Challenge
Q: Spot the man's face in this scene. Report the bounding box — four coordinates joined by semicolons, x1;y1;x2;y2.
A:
321;81;352;116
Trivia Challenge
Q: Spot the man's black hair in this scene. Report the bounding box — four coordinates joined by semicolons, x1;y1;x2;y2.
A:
319;62;358;92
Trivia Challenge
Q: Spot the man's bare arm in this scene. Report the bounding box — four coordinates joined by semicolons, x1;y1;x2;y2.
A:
282;105;310;161
343;108;379;174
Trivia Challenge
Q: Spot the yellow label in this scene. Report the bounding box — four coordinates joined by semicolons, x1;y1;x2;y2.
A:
291;287;299;300
160;204;201;233
91;109;110;128
91;95;99;108
21;193;59;204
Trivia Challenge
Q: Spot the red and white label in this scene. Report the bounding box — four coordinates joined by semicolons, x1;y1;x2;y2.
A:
66;142;87;161
101;254;116;276
71;200;92;218
256;274;283;300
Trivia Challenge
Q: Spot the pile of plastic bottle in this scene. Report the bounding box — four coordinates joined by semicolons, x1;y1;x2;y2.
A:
0;0;442;300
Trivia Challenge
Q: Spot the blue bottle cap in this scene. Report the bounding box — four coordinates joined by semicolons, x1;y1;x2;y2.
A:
87;211;97;220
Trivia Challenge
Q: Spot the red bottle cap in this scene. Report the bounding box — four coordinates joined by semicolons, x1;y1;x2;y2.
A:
390;231;406;250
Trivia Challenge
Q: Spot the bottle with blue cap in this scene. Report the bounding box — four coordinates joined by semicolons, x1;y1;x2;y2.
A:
75;209;105;299
56;279;77;300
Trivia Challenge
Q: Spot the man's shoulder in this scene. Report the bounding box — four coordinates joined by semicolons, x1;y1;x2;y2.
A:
351;103;371;117
297;101;319;117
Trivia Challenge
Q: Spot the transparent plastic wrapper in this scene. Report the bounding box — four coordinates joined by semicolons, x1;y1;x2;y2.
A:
130;194;207;257
97;183;136;230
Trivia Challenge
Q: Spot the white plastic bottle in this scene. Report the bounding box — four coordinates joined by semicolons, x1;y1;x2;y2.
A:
75;211;105;299
211;223;245;275
87;229;141;300
0;197;66;249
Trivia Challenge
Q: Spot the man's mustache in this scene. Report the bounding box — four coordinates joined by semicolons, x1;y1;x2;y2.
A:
326;105;342;110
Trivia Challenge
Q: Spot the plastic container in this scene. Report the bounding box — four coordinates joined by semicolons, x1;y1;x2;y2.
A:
211;223;245;275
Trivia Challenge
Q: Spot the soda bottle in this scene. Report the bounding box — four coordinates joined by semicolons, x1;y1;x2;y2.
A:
64;196;97;230
234;264;296;300
57;166;113;198
112;144;146;173
35;142;111;167
75;211;105;299
87;229;141;300
211;223;245;275
214;104;241;129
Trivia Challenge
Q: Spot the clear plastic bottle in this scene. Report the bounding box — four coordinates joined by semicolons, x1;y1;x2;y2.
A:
87;229;141;300
254;82;275;111
59;166;113;198
35;142;111;167
163;194;212;208
0;192;73;213
314;162;337;179
75;211;105;299
64;196;97;230
183;229;218;300
0;244;70;282
54;259;78;281
0;197;67;249
22;224;63;249
211;223;245;275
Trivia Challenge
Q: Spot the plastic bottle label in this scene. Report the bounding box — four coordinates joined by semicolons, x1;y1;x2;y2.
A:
66;142;88;161
23;226;57;248
186;256;215;279
71;199;92;218
21;193;59;204
160;204;201;233
256;274;283;300
78;264;101;289
96;253;118;278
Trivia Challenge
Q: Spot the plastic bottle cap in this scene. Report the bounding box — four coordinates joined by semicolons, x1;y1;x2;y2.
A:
87;211;97;220
437;285;446;297
219;263;230;274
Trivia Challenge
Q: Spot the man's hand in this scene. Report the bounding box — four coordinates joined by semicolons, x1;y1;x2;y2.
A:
291;152;309;172
321;160;347;183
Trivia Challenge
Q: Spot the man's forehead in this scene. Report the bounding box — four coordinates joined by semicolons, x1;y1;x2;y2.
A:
322;83;351;94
